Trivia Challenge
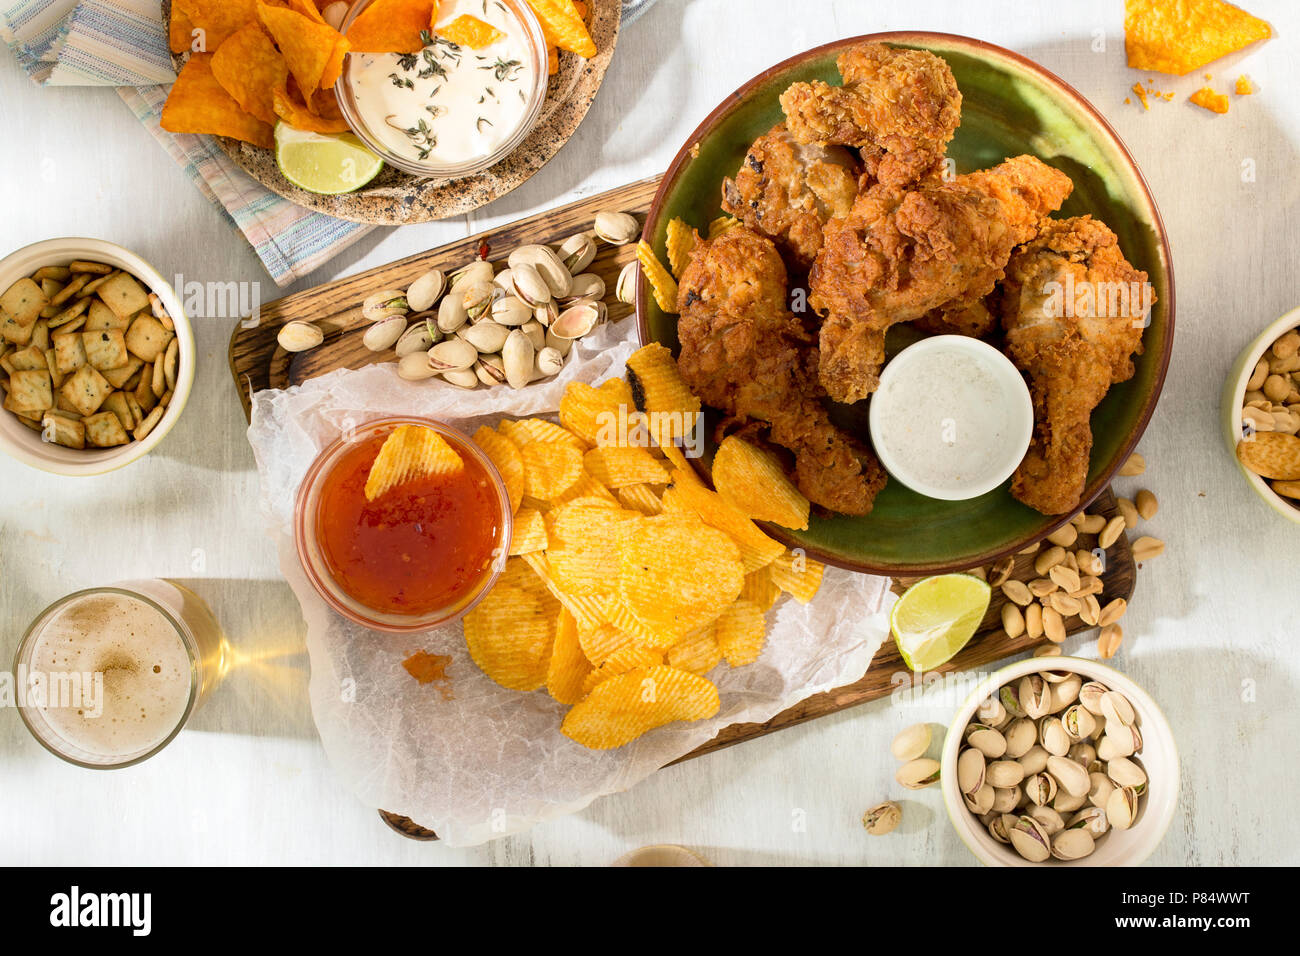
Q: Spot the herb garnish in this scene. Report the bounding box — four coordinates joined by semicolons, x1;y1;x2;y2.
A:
476;117;494;134
389;73;414;89
479;57;522;82
387;115;436;160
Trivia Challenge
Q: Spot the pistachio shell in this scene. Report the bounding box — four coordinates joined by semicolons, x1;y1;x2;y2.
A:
405;269;446;312
441;367;478;389
502;328;535;389
957;748;986;796
1038;716;1071;757
428;338;477;372
534;299;559;328
1051;827;1096;860
510;262;552;306
593;210;639;245
966;725;1007;759
520;320;546;351
615;260;638;305
985;760;1026;789
534;346;565;378
544;327;573;356
461;280;500;321
1009;815;1051;862
493;267;514;293
1003;718;1036;759
895;757;940;790
449;260;493;289
1069;805;1110;837
1052;789;1088;813
363;316;407;352
490;295;532;326
557;233;597;274
551;301;604;340
437;293;469;333
1105;785;1140;829
1024;772;1057;807
862;800;902;836
891;723;932;762
475;353;507;386
1078;681;1109;715
1046;755;1091;797
461;320;511;354
991;785;1021;814
395;323;436;357
362;289;408;321
1027;804;1065;837
1061;704;1096;741
999;685;1026;719
1068;741;1097;768
964;783;995;815
1097;731;1135;761
509;245;572;298
397;351;438;381
988;816;1012;844
1049;673;1082;712
1100;691;1137;727
1019;674;1051;719
276;320;323;352
1106;756;1147;790
975;696;1007;728
565;272;605;302
1017;744;1050;776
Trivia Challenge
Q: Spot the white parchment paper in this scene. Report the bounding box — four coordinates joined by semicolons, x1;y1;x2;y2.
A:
247;324;893;845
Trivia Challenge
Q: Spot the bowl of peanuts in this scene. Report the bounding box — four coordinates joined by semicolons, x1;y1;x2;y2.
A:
1222;308;1300;523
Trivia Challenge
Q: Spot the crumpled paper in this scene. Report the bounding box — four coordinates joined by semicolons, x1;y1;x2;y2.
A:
248;323;893;845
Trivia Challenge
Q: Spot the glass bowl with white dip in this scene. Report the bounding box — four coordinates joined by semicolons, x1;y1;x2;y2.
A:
336;0;549;179
868;335;1034;501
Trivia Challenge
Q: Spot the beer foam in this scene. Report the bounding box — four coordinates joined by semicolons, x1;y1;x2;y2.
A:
29;593;192;760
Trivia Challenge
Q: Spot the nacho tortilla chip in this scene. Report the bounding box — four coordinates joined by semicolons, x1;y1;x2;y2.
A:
257;2;345;97
170;8;196;53
347;0;437;54
547;43;559;75
439;13;505;49
1189;86;1230;113
161;54;275;149
525;0;596;58
1124;0;1271;75
212;23;287;125
273;83;351;133
175;0;260;51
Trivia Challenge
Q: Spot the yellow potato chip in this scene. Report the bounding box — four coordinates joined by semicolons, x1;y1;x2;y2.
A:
462;581;558;691
1124;0;1271;75
508;506;548;555
546;609;591;705
577;622;632;667
658;441;694;476
546;500;644;595
768;548;826;604
524;0;596;58
664;469;785;573
665;218;700;278
616;483;664;516
581;647;667;695
583;446;671;488
520;440;583;501
666;624;722;675
1189;86;1230;113
473;425;524;514
517;552;607;632
364;424;464;500
617;515;744;641
545;471;620;509
597;592;678;649
562;666;720;750
707;215;741;239
740;567;780;612
636;240;678;313
711;435;810;530
625;343;701;446
559;378;636;445
499;416;587;450
715;599;766;667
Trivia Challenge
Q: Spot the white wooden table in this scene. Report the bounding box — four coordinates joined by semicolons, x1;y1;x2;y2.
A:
2;0;1297;866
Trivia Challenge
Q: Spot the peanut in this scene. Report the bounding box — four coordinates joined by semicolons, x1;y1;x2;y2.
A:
1025;602;1044;639
1029;577;1059;598
1132;535;1165;562
1049;592;1082;617
1135;488;1158;520
1247;356;1269;391
1075;549;1103;576
1001;579;1032;606
1034;545;1067;576
1097;623;1124;659
1098;597;1128;627
1001;603;1026;639
1243;406;1275;433
1080;594;1102;627
1042;605;1066;644
1047;523;1078;548
1117;496;1139;529
1098;515;1126;549
988;556;1015;588
1076;513;1106;535
1118;452;1146;477
1033;644;1062;658
1018;541;1042;556
1264;374;1291;403
1048;565;1081;593
1274;329;1300;360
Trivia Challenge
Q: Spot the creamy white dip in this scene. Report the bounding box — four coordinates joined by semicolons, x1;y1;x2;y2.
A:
348;0;535;166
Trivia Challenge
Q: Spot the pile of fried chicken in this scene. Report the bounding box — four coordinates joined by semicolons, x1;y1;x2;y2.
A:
675;42;1152;518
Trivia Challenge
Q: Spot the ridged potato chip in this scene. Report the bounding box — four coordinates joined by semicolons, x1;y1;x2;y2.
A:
711;435;811;530
666;624;722;675
559;378;636;445
636;241;679;314
740;567;781;612
665;218;700;278
520;440;583;500
617;515;744;640
508;506;548;555
768;549;826;604
616;483;664;516
581;646;666;694
596;592;676;649
707;215;741;239
364;424;463;500
545;471;620;509
663;470;785;573
715;599;766;667
626;343;701;445
462;582;558;691
577;622;632;667
546;609;591;705
584;446;671;488
500;416;587;450
546;501;644;595
562;666;720;750
473;425;524;513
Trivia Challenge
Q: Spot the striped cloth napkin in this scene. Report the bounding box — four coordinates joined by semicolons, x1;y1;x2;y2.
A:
1;0;372;286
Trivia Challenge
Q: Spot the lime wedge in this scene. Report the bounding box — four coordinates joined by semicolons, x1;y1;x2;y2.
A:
274;123;383;195
891;574;991;672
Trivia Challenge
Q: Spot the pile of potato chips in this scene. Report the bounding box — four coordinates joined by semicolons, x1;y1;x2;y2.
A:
462;344;824;750
162;0;598;149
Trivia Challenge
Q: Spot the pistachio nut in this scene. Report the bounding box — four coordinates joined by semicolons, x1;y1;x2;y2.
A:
1061;704;1097;742
502;328;535;390
474;353;507;387
534;346;565;379
490;295;533;327
1009;815;1052;862
975;696;1008;728
362;289;408;322
461;320;511;354
593;209;639;245
1039;716;1071;757
1100;691;1137;728
276;320;323;353
440;367;479;389
557;233;597;274
957;747;986;796
991;786;1021;814
862;801;902;836
1087;772;1116;809
363;316;407;352
1024;772;1058;807
1078;681;1109;715
1026;804;1065;837
405;269;446;312
1068;805;1110;838
891;723;932;762
1105;785;1140;830
509;262;552;307
1017;744;1050;777
534;299;560;328
1019;674;1051;719
895;757;941;790
1046;755;1091;797
964;783;996;816
449;259;493;289
1106;756;1148;790
1003;718;1036;759
509;244;572;298
395;323;436;358
999;684;1027;719
615;260;638;305
1049;673;1082;712
965;725;1007;759
566;272;606;302
985;760;1026;789
988;815;1012;844
1097;730;1135;762
1052;789;1088;814
1067;741;1097;768
544;327;573;356
520;320;547;352
428;338;477;372
1051;827;1096;861
397;351;439;381
437;293;469;333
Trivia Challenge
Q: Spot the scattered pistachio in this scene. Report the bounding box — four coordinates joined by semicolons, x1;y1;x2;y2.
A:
862;801;902;835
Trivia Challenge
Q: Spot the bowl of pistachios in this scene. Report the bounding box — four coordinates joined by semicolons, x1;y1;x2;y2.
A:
940;657;1178;866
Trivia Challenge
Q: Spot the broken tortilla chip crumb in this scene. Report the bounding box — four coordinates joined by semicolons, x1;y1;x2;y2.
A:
1235;74;1253;94
1189;86;1230;114
1125;0;1272;76
1132;82;1150;110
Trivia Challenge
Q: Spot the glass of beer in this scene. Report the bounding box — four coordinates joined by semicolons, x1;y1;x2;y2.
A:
12;579;226;769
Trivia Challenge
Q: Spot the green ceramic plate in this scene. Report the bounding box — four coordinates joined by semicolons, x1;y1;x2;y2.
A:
636;31;1174;575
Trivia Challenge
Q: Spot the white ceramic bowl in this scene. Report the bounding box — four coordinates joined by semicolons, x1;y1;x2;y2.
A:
940;656;1179;866
1219;306;1300;524
0;238;194;476
868;335;1034;500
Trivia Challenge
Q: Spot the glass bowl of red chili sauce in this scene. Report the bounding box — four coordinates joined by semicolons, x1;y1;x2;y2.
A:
294;417;512;633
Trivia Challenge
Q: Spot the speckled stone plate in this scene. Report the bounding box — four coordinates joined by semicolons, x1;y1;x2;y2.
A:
163;0;619;224
638;32;1175;576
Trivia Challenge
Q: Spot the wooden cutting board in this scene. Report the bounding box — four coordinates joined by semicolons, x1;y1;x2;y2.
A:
227;177;1137;840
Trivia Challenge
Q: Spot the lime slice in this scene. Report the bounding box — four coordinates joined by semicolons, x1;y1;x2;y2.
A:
274;123;383;195
891;574;991;672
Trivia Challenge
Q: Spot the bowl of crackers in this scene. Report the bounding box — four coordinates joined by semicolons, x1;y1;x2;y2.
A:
1221;307;1300;523
0;237;194;476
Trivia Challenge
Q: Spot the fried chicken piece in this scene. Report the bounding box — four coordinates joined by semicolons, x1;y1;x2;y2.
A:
780;42;961;187
675;227;887;515
999;216;1151;515
913;298;999;339
809;154;1074;404
721;123;860;271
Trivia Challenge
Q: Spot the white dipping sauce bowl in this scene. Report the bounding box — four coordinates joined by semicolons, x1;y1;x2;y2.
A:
868;335;1033;500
